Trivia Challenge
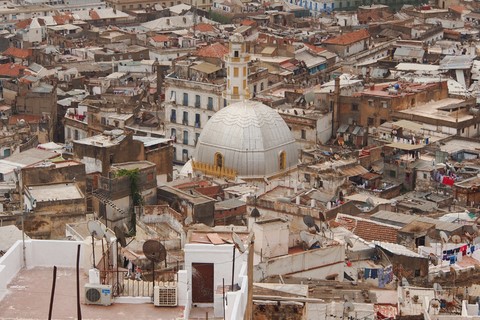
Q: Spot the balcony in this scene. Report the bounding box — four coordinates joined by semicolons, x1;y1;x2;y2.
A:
170;116;176;123
195;122;201;128
182;119;189;126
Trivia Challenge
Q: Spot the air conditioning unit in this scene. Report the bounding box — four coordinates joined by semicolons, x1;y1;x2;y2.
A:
84;284;113;306
153;282;177;307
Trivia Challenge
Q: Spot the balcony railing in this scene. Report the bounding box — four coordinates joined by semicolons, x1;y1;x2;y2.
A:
192;160;237;179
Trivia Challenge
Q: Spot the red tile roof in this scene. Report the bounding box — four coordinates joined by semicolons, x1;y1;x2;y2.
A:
193;23;216;33
53;14;73;25
336;215;399;243
151;35;170;42
89;10;101;20
323;29;370;46
241;19;256;26
15;19;32;29
195;42;228;58
449;5;466;14
3;47;32;59
0;63;27;77
304;43;327;53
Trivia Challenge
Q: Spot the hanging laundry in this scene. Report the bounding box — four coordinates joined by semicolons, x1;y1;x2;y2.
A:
371;269;378;279
364;268;371;279
442;176;454;186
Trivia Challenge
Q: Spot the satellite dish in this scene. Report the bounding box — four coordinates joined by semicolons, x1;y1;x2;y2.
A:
87;220;105;240
429;253;438;266
433;283;443;291
344;235;354;248
451;235;462;244
232;232;245;253
303;215;315;228
250;207;260;218
344;301;355;313
114;226;127;248
440;231;449;243
143;240;167;263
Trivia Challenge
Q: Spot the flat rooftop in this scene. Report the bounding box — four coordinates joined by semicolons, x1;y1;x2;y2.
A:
398;98;473;123
0;267;184;320
26;183;83;201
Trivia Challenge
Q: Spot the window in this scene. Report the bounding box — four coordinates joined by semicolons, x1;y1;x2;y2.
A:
279;151;286;170
74;129;79;140
351;103;358;111
170;109;176;123
234;67;239;77
423;173;428;179
389;170;396;178
253;85;257;93
171;128;176;139
183;93;188;106
182;149;188;162
170;90;176;103
207;97;213;110
195;133;200;146
260;83;264;91
195;113;201;128
462;128;465;134
101;117;106;125
183;130;189;145
183;111;188;125
195;95;200;108
243;67;247;76
234;51;239;58
214;152;224;168
304;173;311;182
233;86;239;95
301;129;306;139
173;147;177;160
367;117;374;126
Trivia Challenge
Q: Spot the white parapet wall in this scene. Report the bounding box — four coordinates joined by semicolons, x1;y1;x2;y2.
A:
0;239;85;301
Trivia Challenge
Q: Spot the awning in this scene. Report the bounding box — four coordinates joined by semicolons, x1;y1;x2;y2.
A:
190;62;221;74
385;142;424;151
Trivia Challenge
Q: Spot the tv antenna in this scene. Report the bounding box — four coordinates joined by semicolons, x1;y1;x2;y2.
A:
87;220;105;268
143;240;167;284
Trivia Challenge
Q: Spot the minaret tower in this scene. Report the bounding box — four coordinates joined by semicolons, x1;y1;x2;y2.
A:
224;33;251;105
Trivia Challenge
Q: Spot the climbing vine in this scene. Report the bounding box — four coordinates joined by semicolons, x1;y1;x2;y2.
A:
116;168;143;235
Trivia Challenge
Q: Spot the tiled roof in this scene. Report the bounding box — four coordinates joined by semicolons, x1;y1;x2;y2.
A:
89;10;101;20
0;63;27;77
336;214;399;243
15;19;32;29
151;35;170;42
323;29;370;46
449;5;466;14
3;47;32;59
195;42;228;58
304;43;326;53
53;14;73;25
241;19;256;26
193;23;216;33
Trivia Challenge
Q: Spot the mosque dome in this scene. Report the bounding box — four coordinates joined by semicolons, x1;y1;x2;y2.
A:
194;100;298;177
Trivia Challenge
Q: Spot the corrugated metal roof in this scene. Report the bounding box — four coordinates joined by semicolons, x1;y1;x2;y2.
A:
190;62;221;74
374;241;424;258
371;210;462;232
385;142;424;151
393;120;423;132
394;47;425;60
338;165;369;177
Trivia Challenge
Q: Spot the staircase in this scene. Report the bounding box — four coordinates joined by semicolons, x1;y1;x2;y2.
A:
92;189;129;216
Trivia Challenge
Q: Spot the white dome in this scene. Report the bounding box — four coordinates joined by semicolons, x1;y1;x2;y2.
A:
195;100;298;177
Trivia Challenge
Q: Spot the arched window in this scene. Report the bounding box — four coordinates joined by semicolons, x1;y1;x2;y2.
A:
214;152;224;169
279;151;287;170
